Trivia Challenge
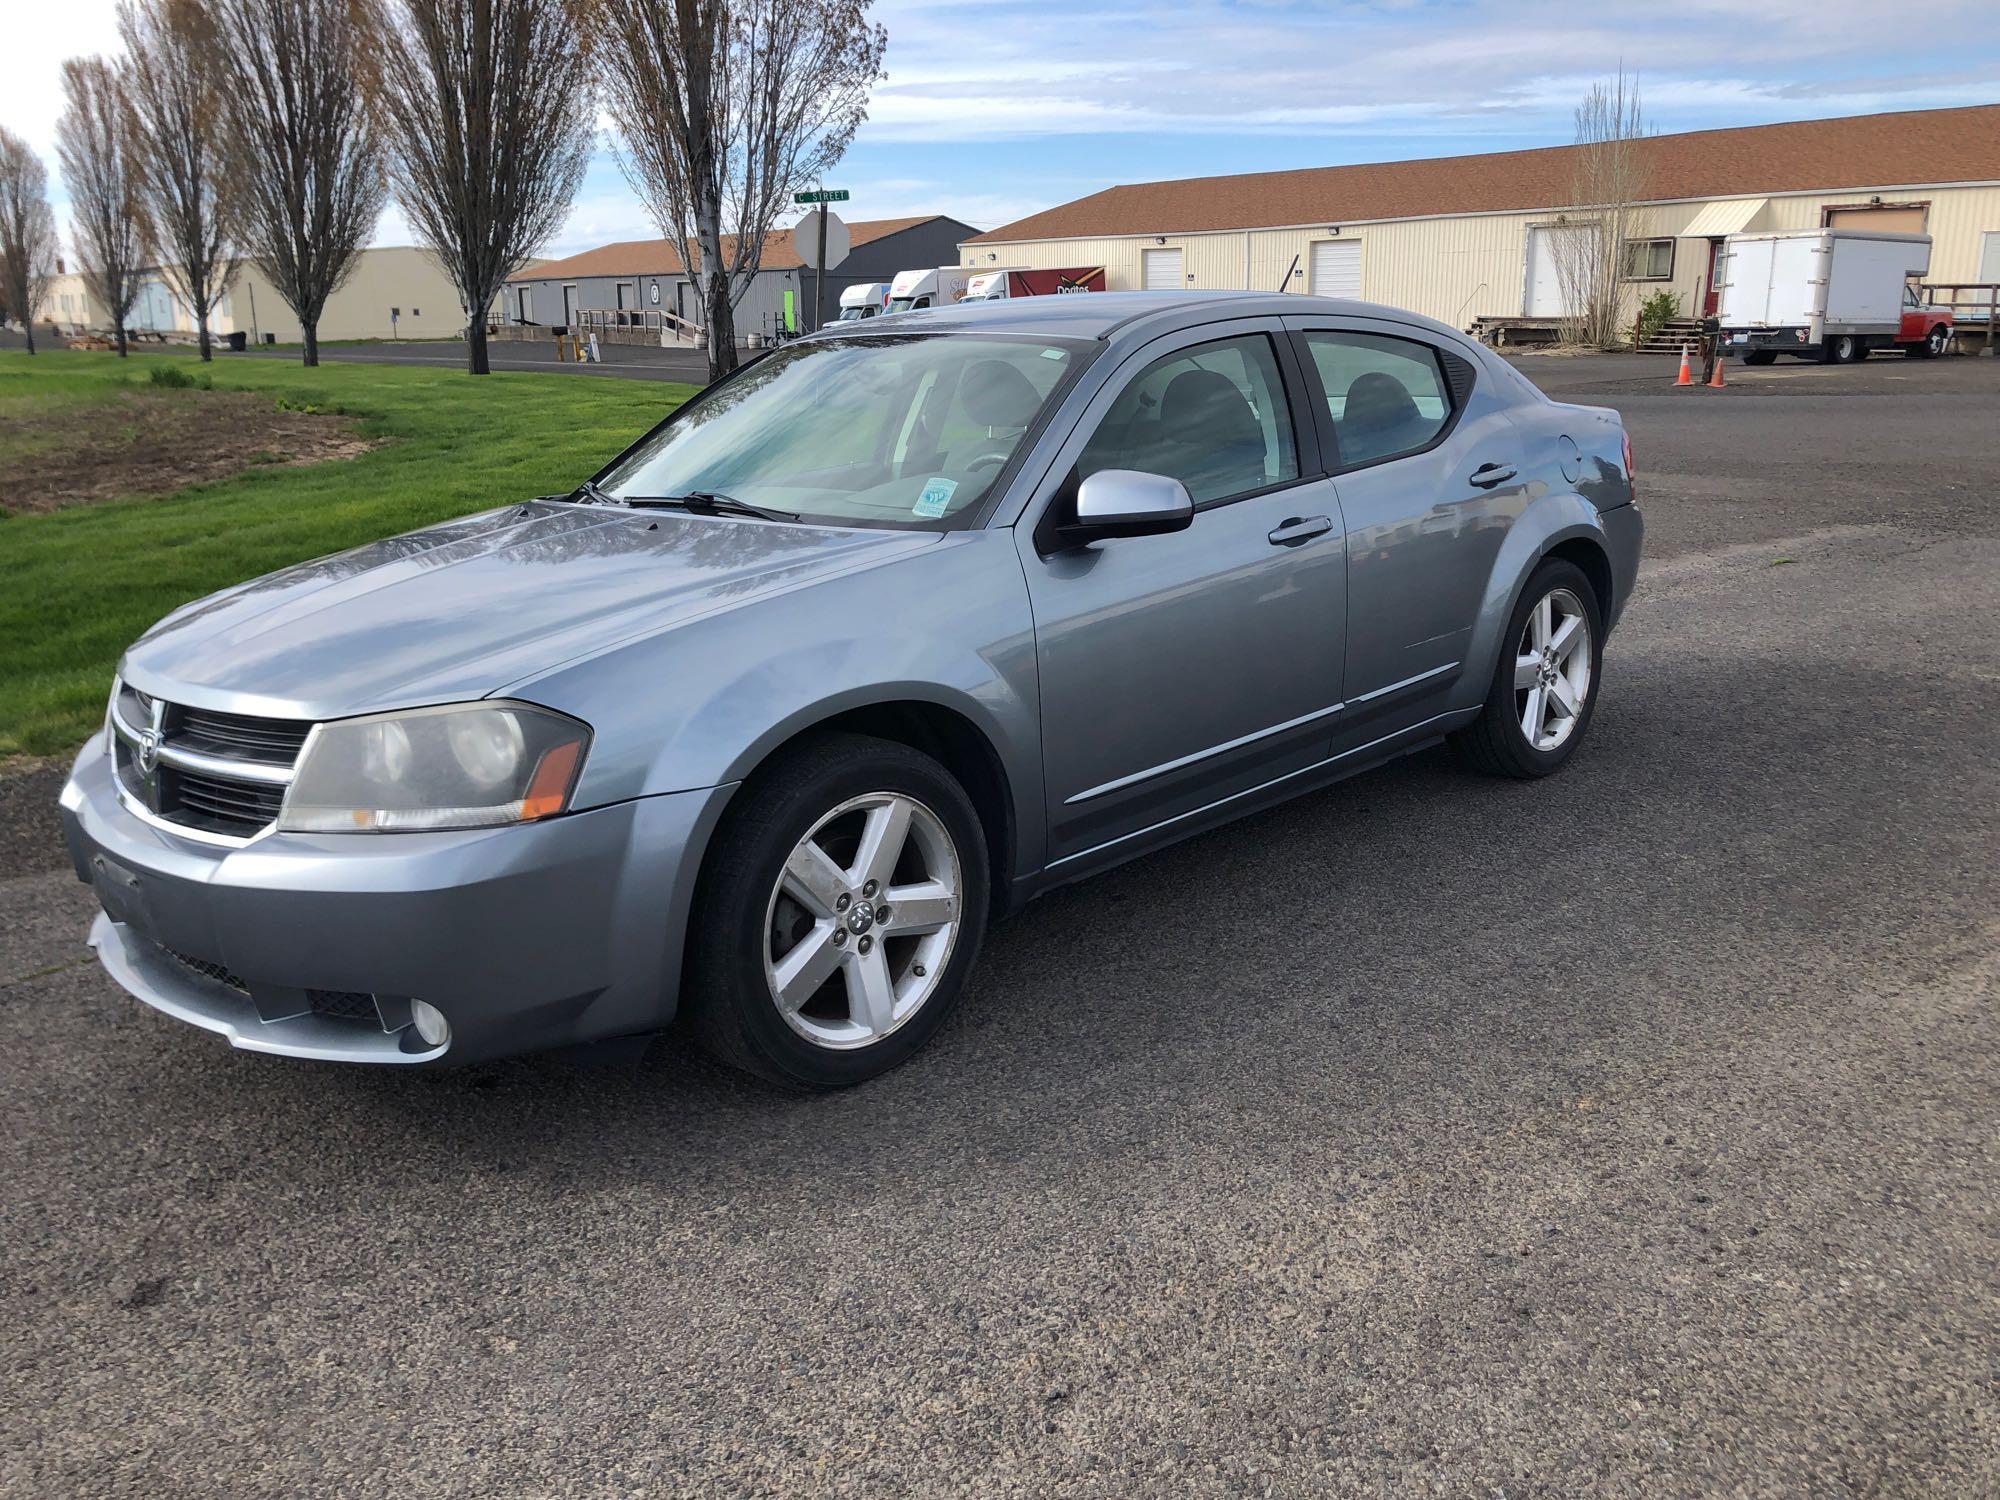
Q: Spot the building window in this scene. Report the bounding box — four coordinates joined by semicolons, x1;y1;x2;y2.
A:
1621;238;1674;281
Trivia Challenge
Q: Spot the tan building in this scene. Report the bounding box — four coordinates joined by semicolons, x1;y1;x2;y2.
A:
961;105;2000;336
38;246;495;343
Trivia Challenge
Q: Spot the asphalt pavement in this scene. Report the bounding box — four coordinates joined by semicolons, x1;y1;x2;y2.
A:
3;353;1997;1497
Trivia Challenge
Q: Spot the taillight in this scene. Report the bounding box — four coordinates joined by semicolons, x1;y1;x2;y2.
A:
1622;430;1635;497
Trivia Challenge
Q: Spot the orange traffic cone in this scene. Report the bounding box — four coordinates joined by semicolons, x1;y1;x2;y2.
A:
1675;344;1693;386
1707;349;1727;389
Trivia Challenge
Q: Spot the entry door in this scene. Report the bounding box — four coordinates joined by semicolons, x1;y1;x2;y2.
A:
1310;240;1361;298
1702;239;1724;316
1016;322;1345;864
1978;231;2000;284
1142;247;1184;290
562;284;577;328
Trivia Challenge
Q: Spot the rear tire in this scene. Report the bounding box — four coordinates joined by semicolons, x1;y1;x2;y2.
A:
1450;559;1604;780
682;733;990;1090
1823;334;1862;364
1743;351;1777;366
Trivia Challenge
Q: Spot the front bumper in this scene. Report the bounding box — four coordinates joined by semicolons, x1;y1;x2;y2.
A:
60;734;734;1065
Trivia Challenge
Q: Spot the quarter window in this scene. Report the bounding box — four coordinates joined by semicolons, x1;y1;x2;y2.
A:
1303;332;1453;469
1620;237;1674;280
1077;334;1299;506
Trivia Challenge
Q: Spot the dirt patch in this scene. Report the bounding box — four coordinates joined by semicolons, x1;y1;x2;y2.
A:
0;388;375;515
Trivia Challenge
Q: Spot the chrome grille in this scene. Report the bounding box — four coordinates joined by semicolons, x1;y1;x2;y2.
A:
109;681;312;841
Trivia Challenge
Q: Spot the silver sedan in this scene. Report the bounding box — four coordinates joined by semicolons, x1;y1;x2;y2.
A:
60;292;1641;1087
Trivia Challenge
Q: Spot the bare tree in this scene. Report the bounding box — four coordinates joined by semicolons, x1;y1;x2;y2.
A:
355;0;595;376
0;129;61;354
57;58;151;357
215;0;385;365
580;0;887;380
121;0;240;361
1549;69;1649;349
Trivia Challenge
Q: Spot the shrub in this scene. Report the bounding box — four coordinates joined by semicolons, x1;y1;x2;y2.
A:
1636;290;1682;345
148;364;198;388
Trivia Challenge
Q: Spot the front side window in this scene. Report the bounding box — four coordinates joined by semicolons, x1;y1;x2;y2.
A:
1304;331;1453;469
596;333;1085;528
1077;334;1299;506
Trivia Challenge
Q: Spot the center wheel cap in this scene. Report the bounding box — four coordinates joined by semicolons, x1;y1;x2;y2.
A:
845;901;875;935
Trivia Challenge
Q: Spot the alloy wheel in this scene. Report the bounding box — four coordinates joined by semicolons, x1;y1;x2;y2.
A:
1513;587;1593;752
762;792;963;1050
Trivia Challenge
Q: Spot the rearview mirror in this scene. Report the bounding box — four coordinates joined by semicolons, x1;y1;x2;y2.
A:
1057;469;1195;549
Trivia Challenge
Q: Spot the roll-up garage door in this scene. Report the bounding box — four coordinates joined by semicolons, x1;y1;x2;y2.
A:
1310;240;1361;298
1142;248;1184;290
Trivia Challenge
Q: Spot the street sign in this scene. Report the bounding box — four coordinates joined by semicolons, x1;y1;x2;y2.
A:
794;189;849;204
793;209;850;271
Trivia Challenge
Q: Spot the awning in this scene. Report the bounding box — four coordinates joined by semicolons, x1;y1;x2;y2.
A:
1678;198;1767;238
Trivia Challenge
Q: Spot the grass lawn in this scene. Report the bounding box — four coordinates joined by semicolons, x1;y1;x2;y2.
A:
0;348;693;759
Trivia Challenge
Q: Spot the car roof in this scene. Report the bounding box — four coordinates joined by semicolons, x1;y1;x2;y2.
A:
809;289;1475;349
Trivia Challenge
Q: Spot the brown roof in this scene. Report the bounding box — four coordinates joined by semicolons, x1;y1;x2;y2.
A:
968;105;2000;243
508;216;946;281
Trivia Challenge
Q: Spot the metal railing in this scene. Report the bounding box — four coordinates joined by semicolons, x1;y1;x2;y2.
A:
497;307;709;347
1918;283;1999;324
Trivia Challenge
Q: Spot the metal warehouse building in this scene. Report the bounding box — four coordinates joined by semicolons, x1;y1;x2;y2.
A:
960;106;2000;337
505;214;977;343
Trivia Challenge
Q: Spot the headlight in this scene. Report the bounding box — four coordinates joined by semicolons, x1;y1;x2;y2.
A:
279;702;590;833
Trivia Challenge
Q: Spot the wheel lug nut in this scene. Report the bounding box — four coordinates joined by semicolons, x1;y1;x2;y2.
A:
858;935;872;954
836;893;850;911
912;963;926;977
862;879;878;897
832;928;846;946
874;906;890;924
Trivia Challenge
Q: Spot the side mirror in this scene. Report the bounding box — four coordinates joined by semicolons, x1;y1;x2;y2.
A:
1057;469;1195;549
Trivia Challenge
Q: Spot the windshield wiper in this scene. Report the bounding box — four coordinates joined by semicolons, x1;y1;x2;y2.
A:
622;490;801;523
569;477;620;506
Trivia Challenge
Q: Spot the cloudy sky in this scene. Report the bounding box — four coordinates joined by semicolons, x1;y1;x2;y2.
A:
9;0;1999;256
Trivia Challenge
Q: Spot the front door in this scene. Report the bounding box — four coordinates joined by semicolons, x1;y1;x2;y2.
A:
1017;322;1346;864
1703;238;1724;317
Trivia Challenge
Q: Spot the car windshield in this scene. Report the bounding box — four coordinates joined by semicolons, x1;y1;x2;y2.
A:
595;333;1086;528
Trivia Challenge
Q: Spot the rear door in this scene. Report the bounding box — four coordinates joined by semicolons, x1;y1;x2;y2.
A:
1286;317;1527;731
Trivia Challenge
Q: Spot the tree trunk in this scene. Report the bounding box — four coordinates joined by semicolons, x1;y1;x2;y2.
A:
116;325;128;357
197;321;212;361
302;320;319;367
705;273;736;382
23;323;35;355
467;319;490;375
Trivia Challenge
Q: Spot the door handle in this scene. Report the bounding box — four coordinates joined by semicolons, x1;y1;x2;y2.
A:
1468;462;1518;489
1267;515;1333;547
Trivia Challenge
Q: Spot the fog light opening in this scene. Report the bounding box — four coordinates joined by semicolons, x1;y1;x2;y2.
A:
410;1000;451;1048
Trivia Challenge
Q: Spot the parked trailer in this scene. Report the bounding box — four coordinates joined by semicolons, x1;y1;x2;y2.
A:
1718;230;1952;364
962;267;1108;301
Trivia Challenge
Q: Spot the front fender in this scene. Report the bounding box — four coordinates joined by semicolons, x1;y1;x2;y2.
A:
511;529;1045;855
1453;491;1620;715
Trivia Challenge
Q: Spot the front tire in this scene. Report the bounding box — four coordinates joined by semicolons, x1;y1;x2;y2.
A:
1450;559;1604;779
1906;325;1947;359
683;733;989;1089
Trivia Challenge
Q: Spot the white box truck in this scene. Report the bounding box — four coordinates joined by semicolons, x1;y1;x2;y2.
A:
835;282;891;321
885;266;991;313
1717;229;1952;364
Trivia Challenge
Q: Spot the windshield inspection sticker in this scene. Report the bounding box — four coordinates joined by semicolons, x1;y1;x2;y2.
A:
913;477;957;518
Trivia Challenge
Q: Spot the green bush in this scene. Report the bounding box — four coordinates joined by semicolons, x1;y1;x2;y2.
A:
1636;290;1682;344
148;365;199;389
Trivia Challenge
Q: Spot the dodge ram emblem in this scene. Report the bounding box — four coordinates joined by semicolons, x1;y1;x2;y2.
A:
136;727;161;775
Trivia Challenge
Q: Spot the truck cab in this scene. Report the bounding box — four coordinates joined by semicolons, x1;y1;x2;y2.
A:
835;282;891;322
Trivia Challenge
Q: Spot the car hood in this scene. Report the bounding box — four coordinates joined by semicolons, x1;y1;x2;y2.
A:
121;501;938;720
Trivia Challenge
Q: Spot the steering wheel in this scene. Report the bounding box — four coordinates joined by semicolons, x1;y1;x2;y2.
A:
965;450;1011;472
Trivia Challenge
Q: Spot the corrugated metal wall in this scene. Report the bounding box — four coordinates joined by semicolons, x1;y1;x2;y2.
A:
964;185;2000;332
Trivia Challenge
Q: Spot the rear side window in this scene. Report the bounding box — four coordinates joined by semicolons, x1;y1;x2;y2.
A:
1078;334;1299;506
1304;331;1454;468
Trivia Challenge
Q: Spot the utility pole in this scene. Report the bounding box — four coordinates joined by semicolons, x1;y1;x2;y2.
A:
813;207;828;333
